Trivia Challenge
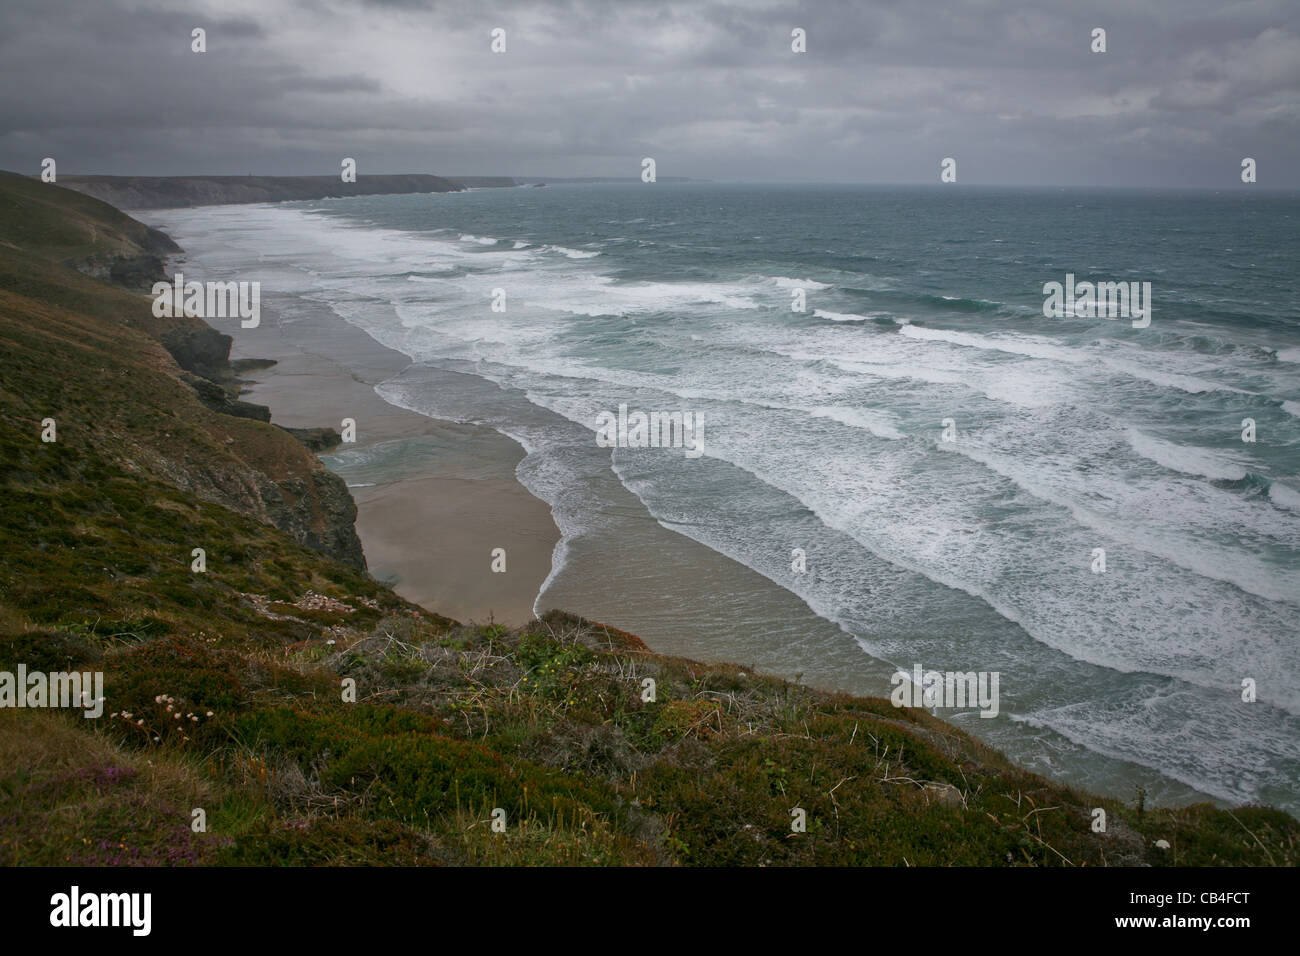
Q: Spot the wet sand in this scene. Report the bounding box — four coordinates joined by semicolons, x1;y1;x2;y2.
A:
226;298;558;626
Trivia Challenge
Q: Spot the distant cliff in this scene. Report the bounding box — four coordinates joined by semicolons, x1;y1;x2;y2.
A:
446;176;517;188
57;173;465;210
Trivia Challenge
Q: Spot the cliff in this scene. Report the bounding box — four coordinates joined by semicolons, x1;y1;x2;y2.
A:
0;171;365;569
56;173;464;210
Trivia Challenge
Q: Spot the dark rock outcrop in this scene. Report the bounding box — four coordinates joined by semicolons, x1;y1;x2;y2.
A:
162;326;234;379
279;426;344;452
276;472;366;570
180;372;274;422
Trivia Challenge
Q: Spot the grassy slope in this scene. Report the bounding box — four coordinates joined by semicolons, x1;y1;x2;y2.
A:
0;174;1294;866
0;171;178;263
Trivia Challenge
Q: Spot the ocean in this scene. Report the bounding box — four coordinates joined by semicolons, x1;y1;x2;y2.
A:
144;183;1300;816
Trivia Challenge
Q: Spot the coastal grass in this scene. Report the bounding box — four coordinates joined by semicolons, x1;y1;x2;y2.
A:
4;613;1296;866
0;170;177;265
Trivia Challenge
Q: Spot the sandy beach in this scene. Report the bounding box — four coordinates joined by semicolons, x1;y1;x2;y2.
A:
225;296;558;626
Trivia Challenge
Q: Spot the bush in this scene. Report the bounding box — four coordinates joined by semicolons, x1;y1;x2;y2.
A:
235;706;625;829
216;818;438;866
107;636;249;721
0;629;102;671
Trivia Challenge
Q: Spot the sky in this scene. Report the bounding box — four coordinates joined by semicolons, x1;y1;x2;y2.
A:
1;0;1297;187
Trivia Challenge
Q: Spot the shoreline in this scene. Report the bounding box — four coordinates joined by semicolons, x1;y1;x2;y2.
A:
226;296;559;627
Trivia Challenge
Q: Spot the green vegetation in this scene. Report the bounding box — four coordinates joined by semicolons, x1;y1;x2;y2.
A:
0;170;177;266
0;172;1294;866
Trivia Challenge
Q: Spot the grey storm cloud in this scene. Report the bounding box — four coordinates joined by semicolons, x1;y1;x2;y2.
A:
0;0;1296;186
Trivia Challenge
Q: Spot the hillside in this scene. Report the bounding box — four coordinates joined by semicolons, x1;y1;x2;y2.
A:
0;171;179;289
0;172;365;569
56;173;464;210
0;172;1294;866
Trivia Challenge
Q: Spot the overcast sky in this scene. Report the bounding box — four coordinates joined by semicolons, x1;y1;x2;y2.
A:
1;0;1297;187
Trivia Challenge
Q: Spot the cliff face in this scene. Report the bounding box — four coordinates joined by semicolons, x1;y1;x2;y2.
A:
57;173;464;210
136;422;366;571
0;170;366;570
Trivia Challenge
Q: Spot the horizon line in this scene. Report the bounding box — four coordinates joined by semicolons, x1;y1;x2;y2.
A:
17;170;1294;193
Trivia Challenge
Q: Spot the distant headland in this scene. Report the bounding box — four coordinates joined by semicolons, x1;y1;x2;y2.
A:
54;173;707;209
56;173;467;209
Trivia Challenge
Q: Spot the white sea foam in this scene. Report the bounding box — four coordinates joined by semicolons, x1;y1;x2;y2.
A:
808;405;906;440
773;276;832;290
1101;356;1246;395
1016;687;1300;810
812;309;870;322
1126;429;1248;481
526;277;761;316
949;437;1300;606
543;245;601;258
1271;483;1300;511
895;323;1256;397
897;324;1087;363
